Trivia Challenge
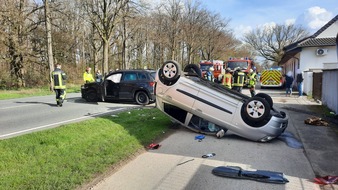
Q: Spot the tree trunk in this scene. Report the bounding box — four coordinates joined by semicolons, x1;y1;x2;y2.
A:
103;39;109;75
44;0;55;91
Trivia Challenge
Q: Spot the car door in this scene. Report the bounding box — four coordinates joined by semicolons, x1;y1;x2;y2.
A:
192;84;240;125
119;72;137;100
104;73;122;99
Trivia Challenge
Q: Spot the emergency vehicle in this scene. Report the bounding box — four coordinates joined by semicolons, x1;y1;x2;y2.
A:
199;60;225;81
260;66;284;88
225;57;255;86
225;57;254;73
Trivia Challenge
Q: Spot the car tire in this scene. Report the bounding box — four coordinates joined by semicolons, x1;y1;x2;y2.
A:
184;64;202;78
241;96;270;123
255;93;273;109
158;60;181;85
135;91;149;105
86;90;98;102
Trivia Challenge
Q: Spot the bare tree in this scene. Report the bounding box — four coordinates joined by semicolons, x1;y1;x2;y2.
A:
181;1;208;64
82;0;131;74
243;23;309;65
0;0;42;87
43;0;55;90
200;12;231;60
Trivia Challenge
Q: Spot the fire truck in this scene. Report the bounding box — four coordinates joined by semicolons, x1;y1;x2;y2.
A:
199;60;225;81
260;66;284;88
225;57;255;86
225;57;254;74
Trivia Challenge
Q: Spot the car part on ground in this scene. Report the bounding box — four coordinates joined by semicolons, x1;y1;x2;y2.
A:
155;60;288;142
212;166;289;184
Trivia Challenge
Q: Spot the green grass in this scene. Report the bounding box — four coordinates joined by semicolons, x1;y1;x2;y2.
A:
0;108;172;190
0;84;81;100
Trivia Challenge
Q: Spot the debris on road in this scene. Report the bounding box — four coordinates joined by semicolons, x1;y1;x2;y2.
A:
195;135;205;142
212;166;289;184
177;159;194;166
202;153;216;158
147;143;161;150
304;116;329;126
314;176;338;185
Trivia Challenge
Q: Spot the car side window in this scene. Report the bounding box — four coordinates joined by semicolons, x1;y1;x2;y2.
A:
138;72;148;80
123;73;137;81
106;73;122;83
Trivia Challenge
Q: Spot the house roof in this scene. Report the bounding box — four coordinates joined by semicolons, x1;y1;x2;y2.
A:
280;14;338;65
298;37;337;47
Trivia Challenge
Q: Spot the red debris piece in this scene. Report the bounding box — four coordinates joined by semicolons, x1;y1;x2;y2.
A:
147;143;161;150
314;176;338;185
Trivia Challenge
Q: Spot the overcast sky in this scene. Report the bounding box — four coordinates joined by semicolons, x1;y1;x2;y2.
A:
201;0;337;39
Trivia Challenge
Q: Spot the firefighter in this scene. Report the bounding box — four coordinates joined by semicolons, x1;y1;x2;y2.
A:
247;68;257;97
51;64;67;107
223;67;232;89
232;67;245;93
83;67;95;83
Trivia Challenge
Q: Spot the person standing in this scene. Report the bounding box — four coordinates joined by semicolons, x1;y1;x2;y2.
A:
285;71;294;97
83;67;95;83
96;70;103;82
296;69;303;96
247;69;257;97
51;64;67;107
223;68;232;89
204;67;214;82
232;67;245;93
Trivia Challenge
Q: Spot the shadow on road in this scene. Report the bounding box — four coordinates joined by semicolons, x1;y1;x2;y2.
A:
15;101;57;107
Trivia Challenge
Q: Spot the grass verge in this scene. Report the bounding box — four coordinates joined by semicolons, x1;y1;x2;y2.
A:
0;84;82;100
0;108;172;190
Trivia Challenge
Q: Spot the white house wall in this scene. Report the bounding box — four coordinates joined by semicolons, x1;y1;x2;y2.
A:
299;46;337;72
303;71;313;96
317;21;338;38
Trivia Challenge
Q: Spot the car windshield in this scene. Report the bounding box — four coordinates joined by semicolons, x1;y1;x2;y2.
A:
200;64;212;71
227;61;248;70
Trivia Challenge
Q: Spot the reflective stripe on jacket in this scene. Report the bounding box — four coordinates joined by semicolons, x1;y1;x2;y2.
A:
52;69;66;89
233;71;245;87
248;72;257;86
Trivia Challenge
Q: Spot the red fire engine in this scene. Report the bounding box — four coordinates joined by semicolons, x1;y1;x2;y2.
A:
225;57;255;74
199;60;225;81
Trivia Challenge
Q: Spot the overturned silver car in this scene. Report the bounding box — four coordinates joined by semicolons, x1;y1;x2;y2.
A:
155;60;288;142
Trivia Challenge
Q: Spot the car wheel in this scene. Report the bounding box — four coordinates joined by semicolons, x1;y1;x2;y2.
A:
159;60;181;85
241;97;270;123
86;90;98;102
255;93;273;108
184;64;202;78
135;91;149;105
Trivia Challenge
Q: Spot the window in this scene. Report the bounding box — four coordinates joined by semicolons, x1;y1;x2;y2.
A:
123;73;137;81
106;73;122;83
138;72;148;80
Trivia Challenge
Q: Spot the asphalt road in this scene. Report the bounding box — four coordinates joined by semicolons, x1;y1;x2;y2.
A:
0;93;146;139
89;87;338;190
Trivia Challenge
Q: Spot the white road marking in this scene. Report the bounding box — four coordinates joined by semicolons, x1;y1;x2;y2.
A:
0;108;126;138
0;104;37;110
